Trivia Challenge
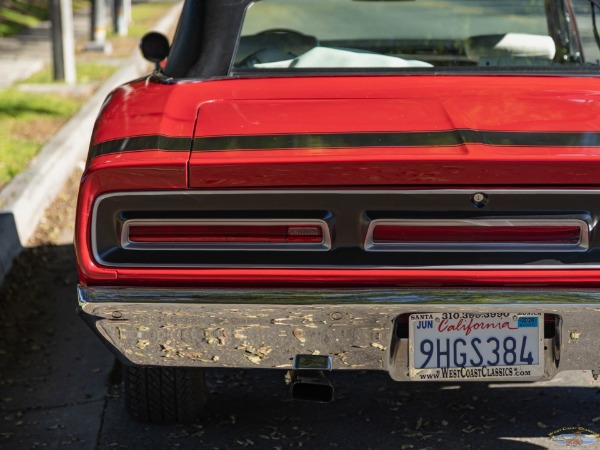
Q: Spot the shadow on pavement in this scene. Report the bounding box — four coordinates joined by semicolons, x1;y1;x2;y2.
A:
0;243;599;449
94;367;599;450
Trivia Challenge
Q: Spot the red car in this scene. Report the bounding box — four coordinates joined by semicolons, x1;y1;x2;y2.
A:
76;0;600;423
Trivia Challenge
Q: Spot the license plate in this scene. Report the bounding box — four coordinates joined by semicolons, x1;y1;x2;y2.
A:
409;312;544;381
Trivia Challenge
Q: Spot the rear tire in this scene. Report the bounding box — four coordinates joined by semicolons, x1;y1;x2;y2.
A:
124;366;207;424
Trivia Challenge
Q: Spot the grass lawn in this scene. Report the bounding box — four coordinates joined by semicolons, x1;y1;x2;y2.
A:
0;0;91;37
0;0;47;37
0;0;177;189
0;89;83;187
23;61;118;84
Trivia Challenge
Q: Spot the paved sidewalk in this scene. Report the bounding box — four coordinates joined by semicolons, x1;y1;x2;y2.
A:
0;9;91;89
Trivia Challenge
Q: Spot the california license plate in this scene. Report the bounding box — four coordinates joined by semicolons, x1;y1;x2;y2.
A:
409;312;544;381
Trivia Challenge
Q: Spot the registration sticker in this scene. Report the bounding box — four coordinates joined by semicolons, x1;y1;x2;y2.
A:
409;312;544;381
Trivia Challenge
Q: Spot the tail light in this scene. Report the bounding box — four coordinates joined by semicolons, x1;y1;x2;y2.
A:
122;220;330;251
365;219;588;252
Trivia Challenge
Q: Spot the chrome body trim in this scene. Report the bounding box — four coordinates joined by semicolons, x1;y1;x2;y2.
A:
78;286;600;381
364;218;589;252
121;219;331;251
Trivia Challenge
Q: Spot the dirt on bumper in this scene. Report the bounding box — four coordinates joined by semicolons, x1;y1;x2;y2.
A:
78;286;600;382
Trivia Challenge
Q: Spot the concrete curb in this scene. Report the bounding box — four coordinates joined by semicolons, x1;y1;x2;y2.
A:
0;2;183;283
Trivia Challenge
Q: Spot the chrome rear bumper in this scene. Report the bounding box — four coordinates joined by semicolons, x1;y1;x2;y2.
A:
78;286;600;381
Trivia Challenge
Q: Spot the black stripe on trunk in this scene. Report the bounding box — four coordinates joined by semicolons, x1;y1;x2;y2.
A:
193;130;600;151
87;135;191;162
87;130;600;162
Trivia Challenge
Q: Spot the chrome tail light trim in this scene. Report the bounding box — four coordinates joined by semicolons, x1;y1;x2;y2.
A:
120;219;332;251
364;219;590;252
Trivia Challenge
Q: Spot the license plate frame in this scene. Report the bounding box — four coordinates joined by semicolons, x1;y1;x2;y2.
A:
409;312;545;381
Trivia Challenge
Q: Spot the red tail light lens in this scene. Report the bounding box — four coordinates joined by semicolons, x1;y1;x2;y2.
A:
128;224;323;243
123;220;329;250
366;220;588;252
373;225;582;244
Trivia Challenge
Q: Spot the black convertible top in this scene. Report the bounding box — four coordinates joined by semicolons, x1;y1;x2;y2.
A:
164;0;253;79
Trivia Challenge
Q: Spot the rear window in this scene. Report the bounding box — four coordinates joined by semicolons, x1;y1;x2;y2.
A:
232;0;600;72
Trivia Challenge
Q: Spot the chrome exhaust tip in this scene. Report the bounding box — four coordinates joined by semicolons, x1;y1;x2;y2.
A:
290;370;334;403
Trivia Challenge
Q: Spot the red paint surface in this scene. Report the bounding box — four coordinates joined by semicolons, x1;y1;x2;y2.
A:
188;148;600;187
89;75;600;187
91;75;600;143
77;75;600;287
79;267;600;288
91;79;199;144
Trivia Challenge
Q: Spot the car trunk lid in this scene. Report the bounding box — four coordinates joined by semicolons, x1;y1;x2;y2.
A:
188;76;600;188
